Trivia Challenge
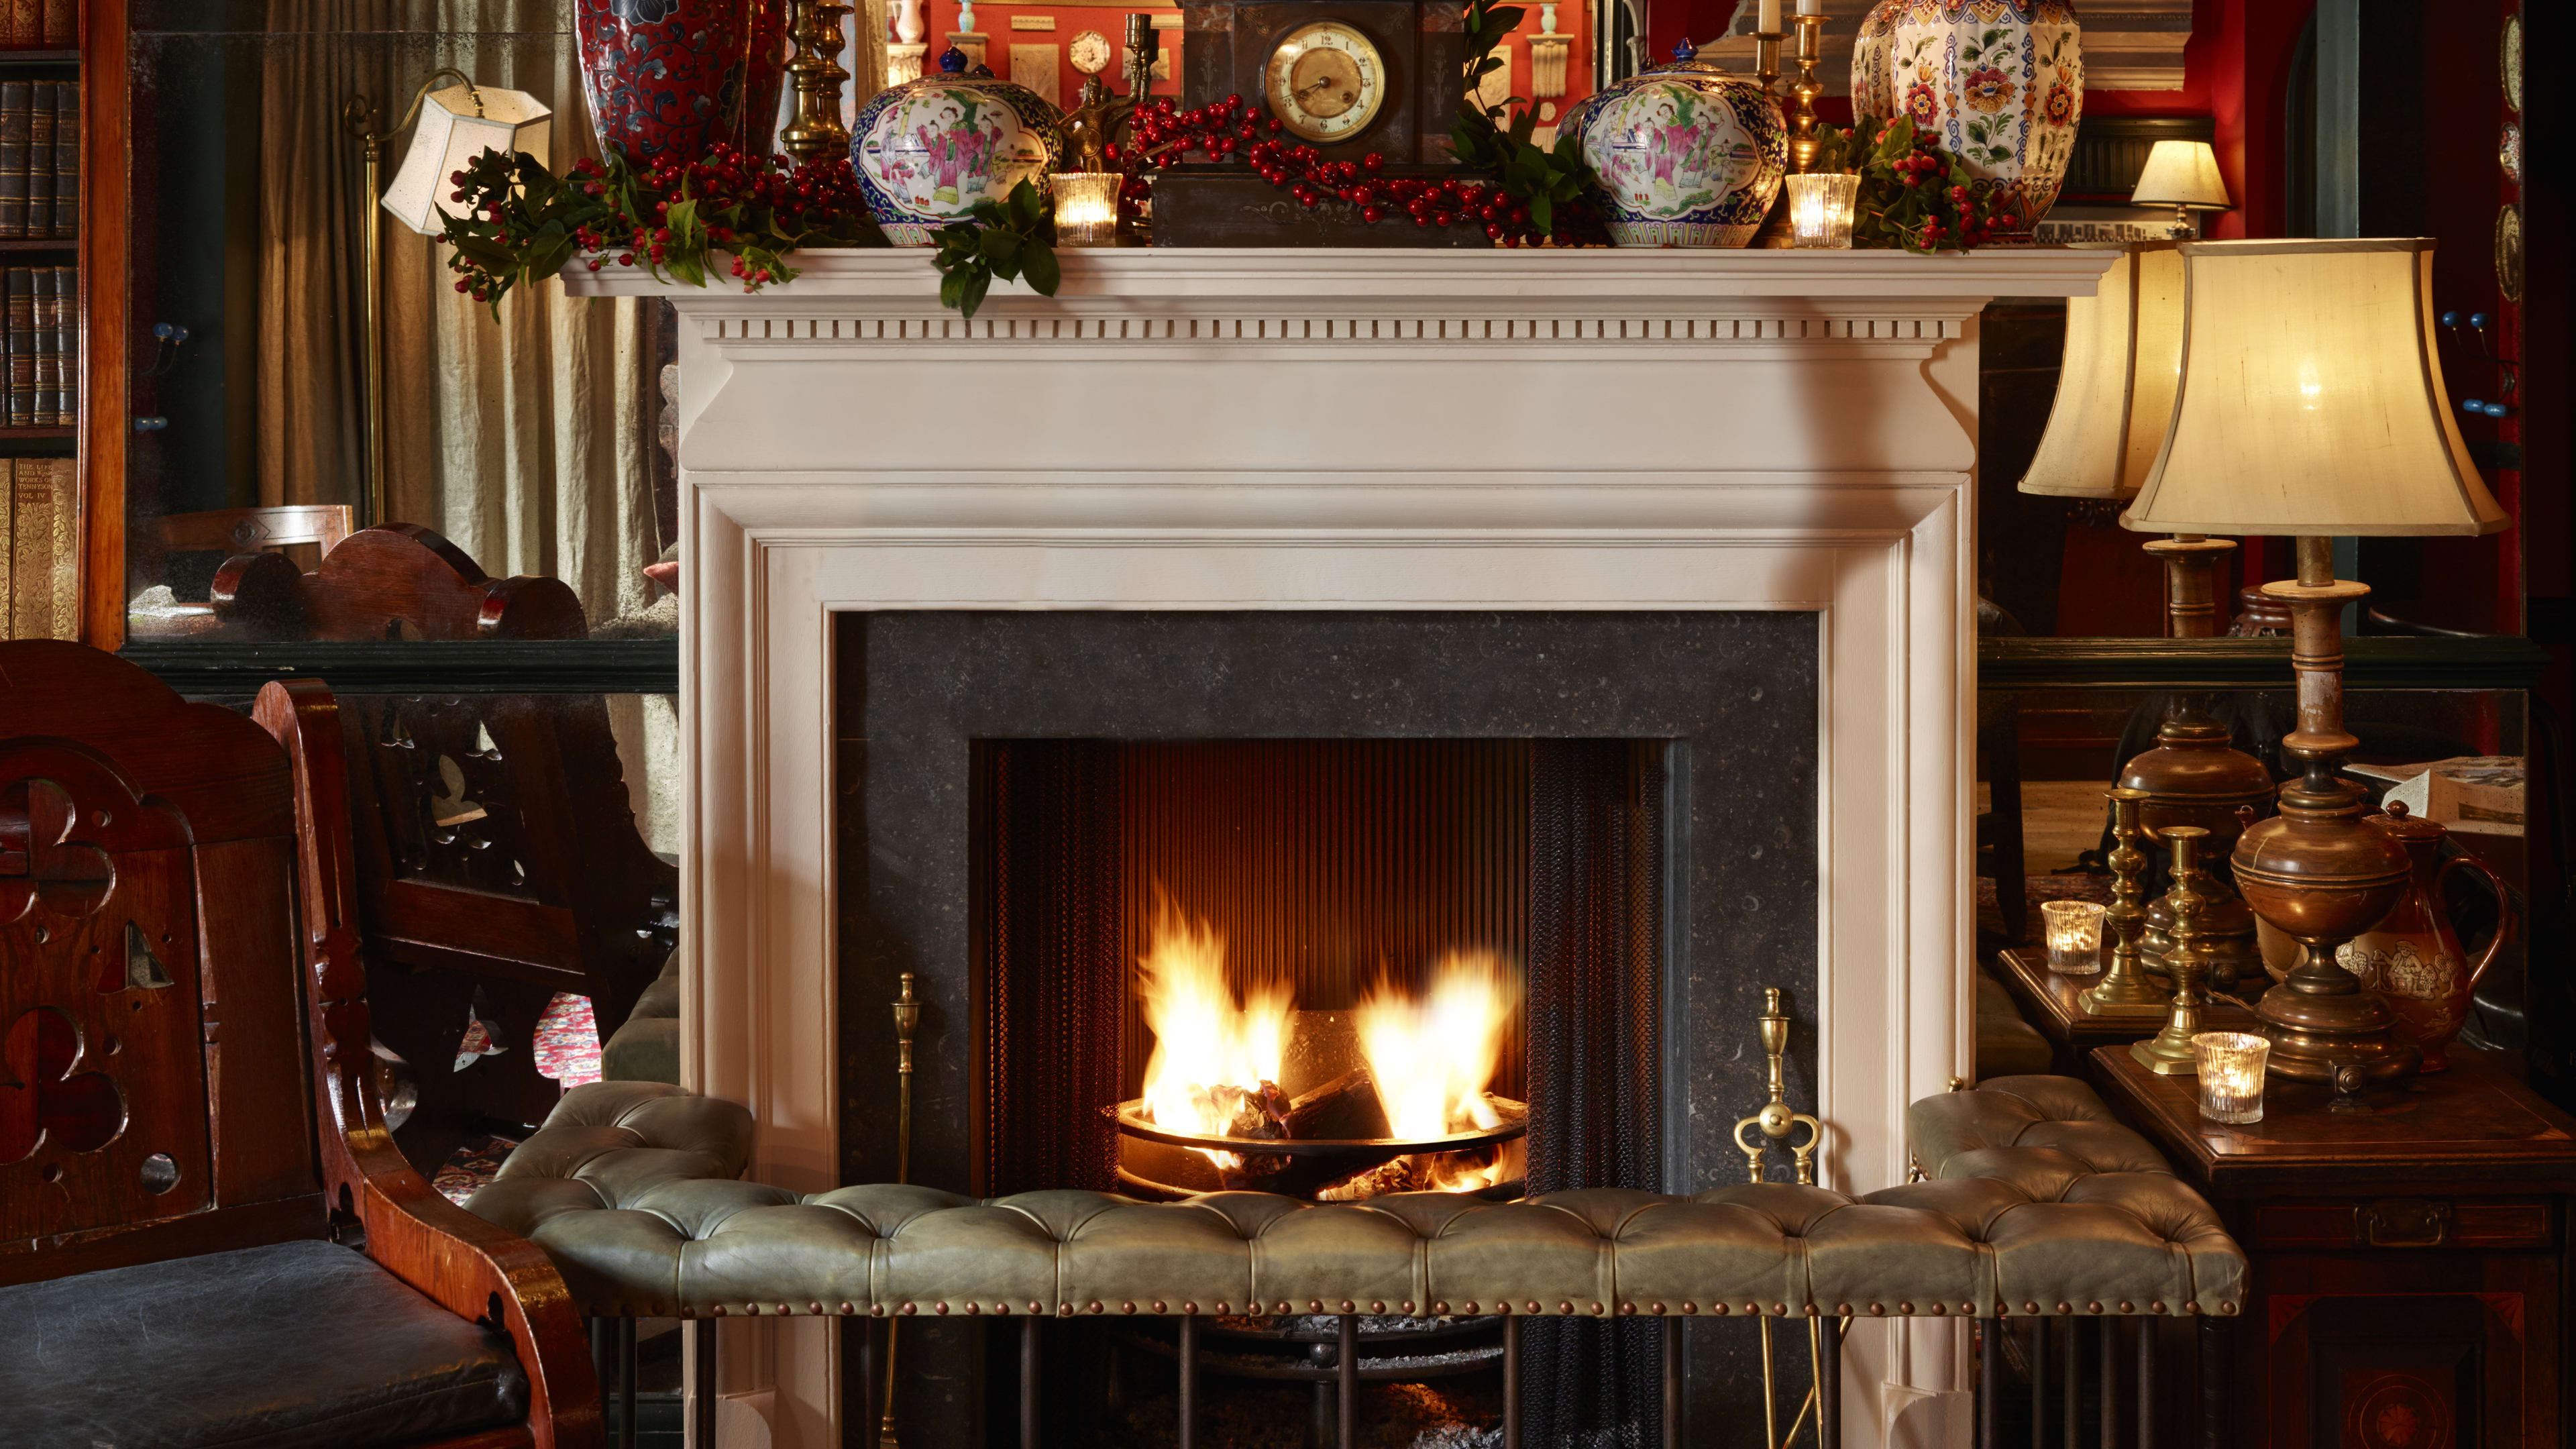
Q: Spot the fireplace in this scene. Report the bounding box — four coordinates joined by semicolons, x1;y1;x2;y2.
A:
600;246;2120;1447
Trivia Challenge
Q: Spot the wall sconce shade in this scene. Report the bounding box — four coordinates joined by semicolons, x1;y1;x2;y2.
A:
2123;239;2508;538
2130;139;2231;213
380;83;553;236
2020;241;2184;500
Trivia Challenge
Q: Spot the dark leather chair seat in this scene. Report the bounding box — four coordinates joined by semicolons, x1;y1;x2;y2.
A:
0;1238;528;1449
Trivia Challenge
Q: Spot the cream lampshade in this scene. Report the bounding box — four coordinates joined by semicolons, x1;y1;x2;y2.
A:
2123;237;2508;1090
2131;139;2230;235
2019;241;2184;500
378;81;553;236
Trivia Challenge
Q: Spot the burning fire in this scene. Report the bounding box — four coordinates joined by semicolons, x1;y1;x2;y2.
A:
1356;952;1515;1140
1133;904;1520;1196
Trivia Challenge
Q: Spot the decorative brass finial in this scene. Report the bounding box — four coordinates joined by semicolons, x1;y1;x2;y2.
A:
1734;987;1825;1185
2132;828;2214;1074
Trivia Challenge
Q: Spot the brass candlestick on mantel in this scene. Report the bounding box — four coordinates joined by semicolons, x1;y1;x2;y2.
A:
781;0;856;164
2131;826;2215;1073
2081;787;2165;1017
1785;9;1825;176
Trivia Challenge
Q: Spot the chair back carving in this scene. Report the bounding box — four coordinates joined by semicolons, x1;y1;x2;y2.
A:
213;525;674;1170
0;641;319;1283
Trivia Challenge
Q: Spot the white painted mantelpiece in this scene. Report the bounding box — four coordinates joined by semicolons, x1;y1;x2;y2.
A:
565;247;2112;1449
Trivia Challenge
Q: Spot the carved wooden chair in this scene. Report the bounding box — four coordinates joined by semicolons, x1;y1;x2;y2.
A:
213;524;678;1176
0;640;600;1448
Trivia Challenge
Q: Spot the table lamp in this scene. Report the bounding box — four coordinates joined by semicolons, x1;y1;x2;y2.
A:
2019;241;2271;1008
2130;139;2230;238
2121;237;2509;1086
346;73;553;527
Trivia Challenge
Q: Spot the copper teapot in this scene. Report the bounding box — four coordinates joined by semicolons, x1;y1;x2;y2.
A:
2334;802;2514;1073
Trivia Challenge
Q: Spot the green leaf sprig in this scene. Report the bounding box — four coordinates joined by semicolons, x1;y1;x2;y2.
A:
1811;116;2009;253
930;180;1063;319
1448;0;1596;239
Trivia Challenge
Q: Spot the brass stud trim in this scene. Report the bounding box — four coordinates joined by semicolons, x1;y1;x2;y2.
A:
1896;1302;1913;1314
1432;1301;1450;1314
2182;1301;2198;1314
935;1303;951;1316
1462;1301;1479;1315
1152;1301;1168;1313
1558;1301;1574;1315
1056;1303;1074;1318
2150;1301;2167;1314
713;1305;729;1318
1340;1300;1355;1313
1181;1301;1197;1314
1369;1301;1385;1314
1869;1304;1885;1316
2088;1302;2103;1314
2023;1302;2039;1314
810;1302;824;1316
2118;1302;2133;1313
963;1303;979;1316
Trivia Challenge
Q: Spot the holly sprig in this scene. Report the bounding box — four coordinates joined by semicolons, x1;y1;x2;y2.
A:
439;144;883;319
1813;116;2012;252
930;180;1061;319
1448;0;1593;236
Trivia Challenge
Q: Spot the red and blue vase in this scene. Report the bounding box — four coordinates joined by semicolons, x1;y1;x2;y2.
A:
575;0;792;164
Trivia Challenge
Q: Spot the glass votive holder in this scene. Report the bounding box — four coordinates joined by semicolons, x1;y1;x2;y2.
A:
1049;171;1123;248
2039;899;2105;975
2192;1032;2270;1124
1786;172;1860;249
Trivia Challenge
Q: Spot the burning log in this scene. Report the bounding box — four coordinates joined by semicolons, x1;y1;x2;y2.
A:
1282;1067;1393;1142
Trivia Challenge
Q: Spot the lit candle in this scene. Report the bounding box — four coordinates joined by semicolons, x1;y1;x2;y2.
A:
1758;0;1781;32
1785;172;1860;250
1049;171;1122;248
2039;898;2106;975
2192;1032;2270;1124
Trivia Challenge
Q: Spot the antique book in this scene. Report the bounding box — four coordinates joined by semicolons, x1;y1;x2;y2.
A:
7;458;77;640
5;268;34;427
3;0;36;49
25;79;48;242
49;264;68;423
39;0;70;48
32;263;56;425
0;81;28;239
50;80;72;237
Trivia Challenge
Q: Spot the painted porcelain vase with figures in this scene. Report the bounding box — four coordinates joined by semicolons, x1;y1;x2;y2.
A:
1556;42;1786;248
574;0;789;162
1851;0;2082;241
853;47;1065;245
2329;802;2514;1074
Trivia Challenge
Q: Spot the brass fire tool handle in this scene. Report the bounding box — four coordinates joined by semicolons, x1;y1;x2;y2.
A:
1733;987;1835;1449
2082;787;2169;1017
880;972;920;1449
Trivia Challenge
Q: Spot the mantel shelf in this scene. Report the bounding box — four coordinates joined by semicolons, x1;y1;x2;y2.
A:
562;245;2117;307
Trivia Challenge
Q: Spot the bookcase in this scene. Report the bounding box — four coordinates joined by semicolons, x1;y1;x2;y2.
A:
0;0;85;639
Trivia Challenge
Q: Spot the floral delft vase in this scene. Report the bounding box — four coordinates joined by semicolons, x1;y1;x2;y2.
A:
1852;0;2082;241
853;48;1064;246
575;0;792;164
1557;43;1787;248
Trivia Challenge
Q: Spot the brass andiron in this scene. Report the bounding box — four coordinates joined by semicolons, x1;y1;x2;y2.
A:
2131;827;2214;1074
879;971;920;1449
2081;787;2167;1017
1734;987;1834;1449
780;0;856;164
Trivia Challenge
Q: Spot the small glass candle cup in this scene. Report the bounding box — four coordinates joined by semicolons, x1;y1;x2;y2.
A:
1049;171;1123;248
2192;1032;2270;1124
2039;899;2106;975
1786;172;1860;250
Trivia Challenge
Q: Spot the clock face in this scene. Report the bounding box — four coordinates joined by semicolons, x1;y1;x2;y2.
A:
1266;21;1387;144
1069;30;1112;76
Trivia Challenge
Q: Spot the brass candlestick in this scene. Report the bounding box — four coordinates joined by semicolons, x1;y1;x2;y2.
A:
1786;11;1825;175
878;972;920;1449
2126;534;2271;990
2081;788;2166;1017
780;0;855;164
1122;13;1157;109
1733;987;1824;1185
2131;826;2215;1074
2240;537;2418;1085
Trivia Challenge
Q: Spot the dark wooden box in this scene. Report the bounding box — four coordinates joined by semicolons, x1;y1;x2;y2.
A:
1149;165;1491;247
1177;0;1466;164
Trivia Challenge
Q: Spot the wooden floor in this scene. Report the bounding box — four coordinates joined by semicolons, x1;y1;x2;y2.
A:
1978;780;2113;874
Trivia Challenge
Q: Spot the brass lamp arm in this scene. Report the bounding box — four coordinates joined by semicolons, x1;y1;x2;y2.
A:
343;67;483;148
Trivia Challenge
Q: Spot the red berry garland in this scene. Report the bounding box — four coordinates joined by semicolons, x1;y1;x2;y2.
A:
1116;93;1589;247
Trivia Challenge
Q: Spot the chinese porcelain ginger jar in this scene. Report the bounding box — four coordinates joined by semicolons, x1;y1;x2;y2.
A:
853;48;1065;246
574;0;788;162
1558;42;1787;248
1851;0;2083;241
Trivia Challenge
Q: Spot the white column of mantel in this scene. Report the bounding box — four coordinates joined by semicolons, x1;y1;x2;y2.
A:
570;246;2115;1449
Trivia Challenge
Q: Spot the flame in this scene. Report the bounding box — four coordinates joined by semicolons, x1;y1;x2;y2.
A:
1134;902;1292;1160
1356;951;1517;1140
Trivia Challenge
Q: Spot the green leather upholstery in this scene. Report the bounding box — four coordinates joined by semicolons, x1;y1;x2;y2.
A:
470;1076;2245;1326
1974;972;2053;1078
600;954;682;1085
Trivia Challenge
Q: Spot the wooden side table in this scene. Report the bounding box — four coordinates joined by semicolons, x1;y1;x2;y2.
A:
1991;947;2259;1076
2093;1046;2576;1448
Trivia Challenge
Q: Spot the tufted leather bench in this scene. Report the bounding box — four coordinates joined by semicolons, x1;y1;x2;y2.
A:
470;1076;2244;1326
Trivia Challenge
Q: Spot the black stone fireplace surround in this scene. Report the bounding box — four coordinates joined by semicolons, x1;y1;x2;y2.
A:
835;610;1819;1448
